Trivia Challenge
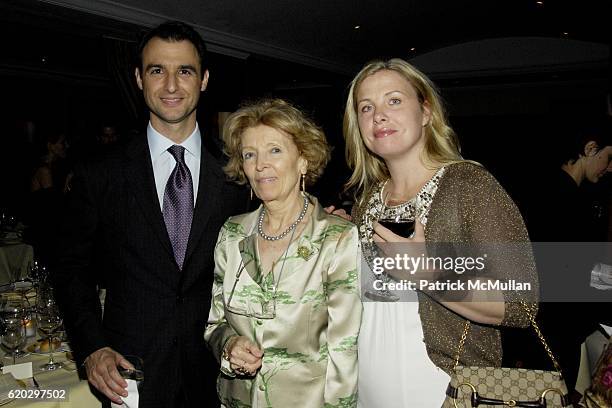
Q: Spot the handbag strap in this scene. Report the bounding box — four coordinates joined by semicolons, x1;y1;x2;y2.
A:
452;301;563;375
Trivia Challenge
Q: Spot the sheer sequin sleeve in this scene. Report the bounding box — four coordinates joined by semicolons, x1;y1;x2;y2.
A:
426;162;539;328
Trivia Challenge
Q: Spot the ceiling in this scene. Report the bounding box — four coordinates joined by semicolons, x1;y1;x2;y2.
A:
1;0;610;210
9;0;610;76
1;0;609;123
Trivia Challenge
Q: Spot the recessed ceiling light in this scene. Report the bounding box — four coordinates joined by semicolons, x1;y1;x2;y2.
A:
354;25;361;30
536;1;543;4
562;32;569;36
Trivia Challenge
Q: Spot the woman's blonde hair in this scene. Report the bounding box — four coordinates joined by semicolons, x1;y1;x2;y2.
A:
222;98;331;186
343;58;464;201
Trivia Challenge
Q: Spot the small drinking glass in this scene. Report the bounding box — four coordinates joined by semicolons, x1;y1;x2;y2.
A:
118;355;144;392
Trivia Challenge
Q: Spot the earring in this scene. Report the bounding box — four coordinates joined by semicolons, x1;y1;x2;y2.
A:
250;187;253;201
301;173;306;192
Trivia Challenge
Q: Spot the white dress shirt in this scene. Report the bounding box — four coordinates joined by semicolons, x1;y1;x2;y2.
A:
147;122;201;210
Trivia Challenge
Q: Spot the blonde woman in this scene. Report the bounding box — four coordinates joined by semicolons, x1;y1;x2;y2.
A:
205;99;361;407
342;59;538;407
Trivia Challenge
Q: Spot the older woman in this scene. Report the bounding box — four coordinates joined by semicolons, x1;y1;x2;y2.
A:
205;99;361;408
342;59;538;407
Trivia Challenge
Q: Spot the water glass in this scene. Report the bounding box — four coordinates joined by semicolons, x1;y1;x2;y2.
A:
118;355;144;391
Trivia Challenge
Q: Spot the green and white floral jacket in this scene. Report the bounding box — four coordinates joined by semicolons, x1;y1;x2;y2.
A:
205;196;361;408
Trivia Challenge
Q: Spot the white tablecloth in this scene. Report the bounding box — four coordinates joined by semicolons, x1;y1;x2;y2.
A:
2;347;101;407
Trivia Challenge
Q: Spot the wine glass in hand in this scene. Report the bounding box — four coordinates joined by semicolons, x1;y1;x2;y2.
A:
377;190;416;239
364;191;406;302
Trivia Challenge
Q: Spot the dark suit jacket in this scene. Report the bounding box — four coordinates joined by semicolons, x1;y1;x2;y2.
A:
53;133;248;407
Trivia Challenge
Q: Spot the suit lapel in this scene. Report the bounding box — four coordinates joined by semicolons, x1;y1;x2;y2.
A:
182;145;224;268
124;136;174;260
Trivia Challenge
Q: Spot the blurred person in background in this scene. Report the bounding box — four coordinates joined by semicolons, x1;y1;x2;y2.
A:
30;128;69;193
509;118;612;402
28;127;70;263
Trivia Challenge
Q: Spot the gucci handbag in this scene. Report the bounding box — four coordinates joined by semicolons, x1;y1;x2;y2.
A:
443;306;571;407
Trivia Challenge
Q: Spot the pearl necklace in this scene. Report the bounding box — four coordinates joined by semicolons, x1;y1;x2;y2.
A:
257;195;309;241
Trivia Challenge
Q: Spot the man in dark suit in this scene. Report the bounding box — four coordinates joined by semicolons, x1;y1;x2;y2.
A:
53;21;247;407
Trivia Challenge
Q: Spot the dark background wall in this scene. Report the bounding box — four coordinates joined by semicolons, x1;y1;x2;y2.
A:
1;2;610;238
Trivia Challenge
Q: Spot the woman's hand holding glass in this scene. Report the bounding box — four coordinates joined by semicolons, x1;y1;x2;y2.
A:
225;336;263;376
372;219;438;282
372;216;424;243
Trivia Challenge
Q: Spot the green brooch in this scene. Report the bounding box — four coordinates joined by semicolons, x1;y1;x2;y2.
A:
297;246;313;260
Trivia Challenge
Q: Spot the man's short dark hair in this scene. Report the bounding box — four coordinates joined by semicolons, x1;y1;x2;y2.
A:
137;21;208;77
556;116;611;165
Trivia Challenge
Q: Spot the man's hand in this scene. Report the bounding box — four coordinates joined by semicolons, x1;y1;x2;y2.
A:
84;347;134;404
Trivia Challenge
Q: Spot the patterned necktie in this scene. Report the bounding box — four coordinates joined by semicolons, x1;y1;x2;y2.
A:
162;145;194;269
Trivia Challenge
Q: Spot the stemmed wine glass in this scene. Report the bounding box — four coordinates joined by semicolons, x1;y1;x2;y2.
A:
36;283;63;371
28;261;48;284
364;190;406;302
11;270;35;317
1;297;29;358
378;188;416;239
12;278;34;301
1;310;26;365
10;262;39;340
0;212;17;231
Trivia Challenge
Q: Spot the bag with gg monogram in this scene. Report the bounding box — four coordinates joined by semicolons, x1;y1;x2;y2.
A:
442;305;571;407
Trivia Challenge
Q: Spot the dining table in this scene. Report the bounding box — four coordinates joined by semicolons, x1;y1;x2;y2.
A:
3;353;102;408
0;285;102;408
1;340;102;408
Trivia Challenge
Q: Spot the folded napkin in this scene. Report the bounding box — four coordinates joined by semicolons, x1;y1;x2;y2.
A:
0;372;25;403
111;379;139;408
2;362;33;379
